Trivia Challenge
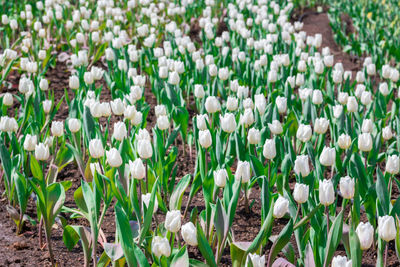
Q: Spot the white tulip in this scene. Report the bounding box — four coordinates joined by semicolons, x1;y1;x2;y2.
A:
165;210;181;233
347;96;358;113
194;84;205;99
68;118;81;133
220;113;236;133
214;169;227;188
35;143;50;161
2;93;13;106
378;215;396;242
142;193;158;214
268;120;283;135
51;121;64;137
226;96;239;111
314;118;329;134
358;133;372;152
273;196;289;218
356;222;374;250
339;176;355;199
248;128;260;145
89;139;104;159
332;256;352;267
196;114;209;131
235;161;251;183
296;124;312;142
338;133;351;150
113;122;127;141
137;139;153;159
263;139;276;160
181;222;198;246
157;115;170;130
293;183;309;204
386;155;400;175
24;134;37;152
152;236;171;258
199;130;212;149
130;158;146;180
319;179;335;206
247;253;265;267
205;96;221;113
276;96;287;114
106;148;122;167
240;109;254;127
382;126;393;140
319;147;336;167
294;155;310;177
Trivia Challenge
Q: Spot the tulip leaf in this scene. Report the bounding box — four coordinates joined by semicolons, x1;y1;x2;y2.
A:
271;258;296;267
171;246;189;267
169;174;191;211
376;168;389;214
230;242;251;267
196;222;217;267
115;203;138;267
214;198;228;245
30;155;43;180
294;204;322;230
138;179;158;245
267;219;294;266
323;210;344;267
349;224;362;267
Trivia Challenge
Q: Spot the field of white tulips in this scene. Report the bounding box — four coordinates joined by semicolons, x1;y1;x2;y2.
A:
1;0;400;266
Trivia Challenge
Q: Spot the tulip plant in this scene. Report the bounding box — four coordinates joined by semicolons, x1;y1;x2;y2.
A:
1;0;400;267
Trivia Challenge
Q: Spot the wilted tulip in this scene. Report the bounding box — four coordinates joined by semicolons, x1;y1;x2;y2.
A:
235;161;251;183
35;143;50;161
181;222;198;246
356;222;374;250
89;139;104;159
319;179;335;206
165;210;181;233
293;183;309;204
378;215;396;242
273;196;289;218
339;176;355;199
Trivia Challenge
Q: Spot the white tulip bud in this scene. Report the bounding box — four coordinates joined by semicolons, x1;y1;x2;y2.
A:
379;82;389;96
248;128;260;145
226;96;238;111
39;78;49;91
218;67;229;81
205;96;221;113
130;158;146;180
247;254;265;267
332;256;352;267
358;133;372;152
338;133;351;149
366;63;376;76
35;143;50;161
0;116;17;132
319;179;335;206
89;139;104;159
360;91;372;106
276;96;287;114
69;75;80;90
254;94;267;115
84;72;94;85
3;93;13;106
106;148;122;167
338;92;348;105
124;105;137;120
312;90;323;105
157;115;169;130
24;134;37;152
110;99;125;115
235;161;251;183
273;196;289;218
356;222;374;250
154;105;166;118
237;86;249;99
113;122;127;141
152;236;171;258
68;118;81;133
361;119;373;133
382;126;393;140
386;155;400;175
142;193;158;214
165;210;181;233
347;96;358;113
356;71;365;83
391;69;399;82
138;139;153;159
196;114;209;131
220;113;236;133
214;169;227;188
181;222;198;246
263;139;276;160
314;118;329;134
105;48;115;61
136;129;151;141
51;121;64;137
168;71;180;85
293;183;309;204
378;215;396;242
199;130;212;149
268;120;283;135
319;147;336;166
194;84;205;99
240;108;254;127
43;100;52;114
297;124;312;142
339;176;355;199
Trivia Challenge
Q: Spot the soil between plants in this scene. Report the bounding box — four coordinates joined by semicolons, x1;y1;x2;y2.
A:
0;10;399;267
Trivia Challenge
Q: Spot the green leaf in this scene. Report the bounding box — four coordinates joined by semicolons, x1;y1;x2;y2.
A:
196;222;217;267
323;211;344;267
46;183;65;231
30;156;43;180
169;174;191;211
62;225;80;251
247;199;274;253
214;198;228;244
230;242;251;267
115;204;138;267
138;179;158;245
171;246;189;267
349;224;362;267
294;204;322;230
267;219;294;266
